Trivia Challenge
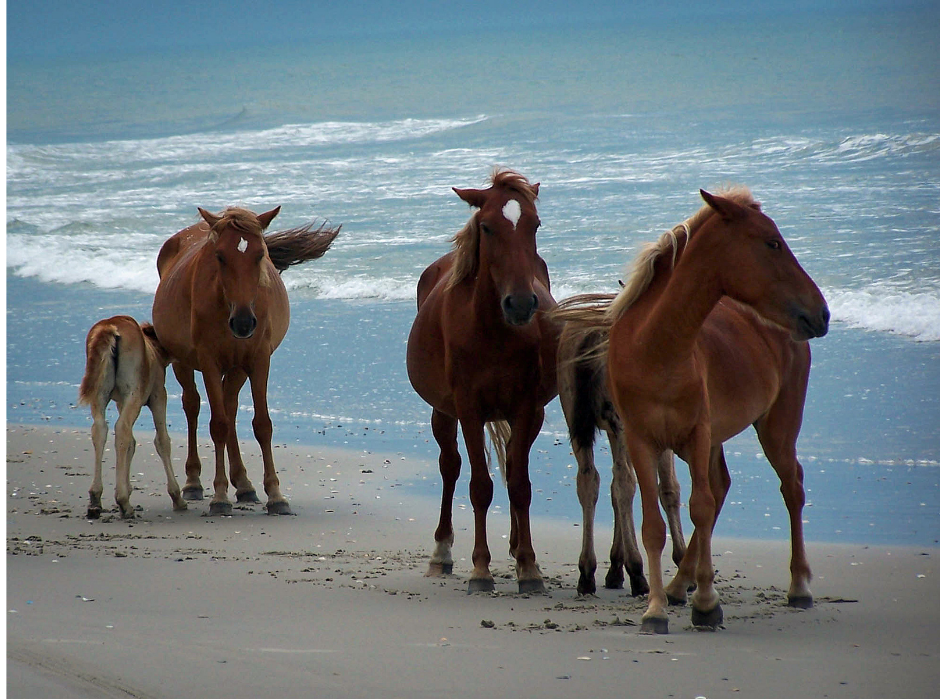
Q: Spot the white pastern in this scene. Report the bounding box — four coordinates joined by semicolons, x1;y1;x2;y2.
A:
502;199;522;230
237;237;248;253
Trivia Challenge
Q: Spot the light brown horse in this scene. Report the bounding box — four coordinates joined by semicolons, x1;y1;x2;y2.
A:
152;207;339;515
558;187;829;633
556;311;686;596
79;315;186;519
406;169;559;593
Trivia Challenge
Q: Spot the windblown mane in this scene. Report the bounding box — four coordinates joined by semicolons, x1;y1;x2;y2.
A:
605;185;760;325
446;168;540;290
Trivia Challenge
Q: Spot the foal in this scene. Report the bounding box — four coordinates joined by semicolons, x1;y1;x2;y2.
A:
79;315;186;518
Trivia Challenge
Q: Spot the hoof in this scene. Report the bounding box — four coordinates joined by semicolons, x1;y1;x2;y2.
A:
119;508;136;520
172;500;188;512
691;604;724;630
629;574;651;598
236;489;261;504
266;500;292;515
518;578;546;595
577;573;597;596
604;566;624;590
425;562;453;577
86;506;102;520
640;616;669;634
209;501;233;516
666;592;688;606
182;486;204;501
787;594;814;610
467;578;496;594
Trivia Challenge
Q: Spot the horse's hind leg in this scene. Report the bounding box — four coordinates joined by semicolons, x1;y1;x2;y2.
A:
573;438;600;595
173;364;204;501
427;409;460;577
608;426;648;596
223;369;260;504
149;384;186;511
87;400;109;519
113;398;143;519
658;449;687;568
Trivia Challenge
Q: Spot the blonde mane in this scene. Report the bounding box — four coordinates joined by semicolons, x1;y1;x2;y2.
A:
605;185;760;325
446;168;540;290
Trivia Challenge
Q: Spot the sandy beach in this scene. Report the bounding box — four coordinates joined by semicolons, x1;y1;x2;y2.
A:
6;422;938;698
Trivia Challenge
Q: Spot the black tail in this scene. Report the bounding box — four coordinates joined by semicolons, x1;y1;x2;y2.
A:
569;331;605;453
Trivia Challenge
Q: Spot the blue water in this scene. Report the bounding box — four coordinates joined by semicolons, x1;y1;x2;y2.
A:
7;8;940;546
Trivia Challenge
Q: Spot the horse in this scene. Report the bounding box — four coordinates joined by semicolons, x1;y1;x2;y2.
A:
556;307;686;596
556;187;829;633
152;206;340;516
406;169;559;594
78;315;187;519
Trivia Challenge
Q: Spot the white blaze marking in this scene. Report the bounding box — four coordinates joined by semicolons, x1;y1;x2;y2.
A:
502;199;522;230
237;237;248;253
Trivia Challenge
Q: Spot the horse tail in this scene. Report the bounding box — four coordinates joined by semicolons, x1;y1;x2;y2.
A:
485;420;512;486
78;322;120;406
265;221;341;272
569;330;610;453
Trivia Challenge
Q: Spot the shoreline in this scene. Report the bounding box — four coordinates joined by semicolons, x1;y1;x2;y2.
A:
6;423;939;698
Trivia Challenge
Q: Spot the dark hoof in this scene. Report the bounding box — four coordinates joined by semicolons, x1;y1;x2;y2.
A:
266;500;293;516
604;566;624;590
691;604;724;630
236;490;261;504
86;507;102;520
425;562;453;577
787;595;814;609
467;578;496;594
629;574;651;598
578;570;597;596
518;578;546;595
666;592;688;606
640;616;669;634
209;501;233;516
182;486;204;501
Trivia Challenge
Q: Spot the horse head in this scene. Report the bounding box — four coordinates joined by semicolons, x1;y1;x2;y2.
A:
452;170;543;326
199;206;280;339
699;189;830;341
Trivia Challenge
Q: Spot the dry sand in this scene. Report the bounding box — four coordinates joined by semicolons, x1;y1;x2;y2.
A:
6;423;938;698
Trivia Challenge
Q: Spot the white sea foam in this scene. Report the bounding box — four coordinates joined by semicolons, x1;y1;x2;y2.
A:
827;286;940;342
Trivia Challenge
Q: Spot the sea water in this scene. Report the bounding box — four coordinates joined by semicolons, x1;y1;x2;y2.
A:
7;11;940;546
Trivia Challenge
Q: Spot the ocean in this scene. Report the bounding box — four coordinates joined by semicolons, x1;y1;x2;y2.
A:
6;9;940;547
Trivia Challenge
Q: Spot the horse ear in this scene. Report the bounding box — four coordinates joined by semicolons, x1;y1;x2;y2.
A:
257;206;281;230
198;207;221;227
453;187;487;209
532;182;540;198
700;189;745;220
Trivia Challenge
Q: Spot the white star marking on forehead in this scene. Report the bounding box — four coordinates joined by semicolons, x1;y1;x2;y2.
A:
237;237;248;253
502;199;522;230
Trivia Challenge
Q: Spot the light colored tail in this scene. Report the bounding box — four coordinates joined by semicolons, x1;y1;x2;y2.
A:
78;323;119;406
485;420;512;486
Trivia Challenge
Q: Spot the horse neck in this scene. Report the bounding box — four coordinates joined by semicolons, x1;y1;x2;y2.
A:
630;229;725;360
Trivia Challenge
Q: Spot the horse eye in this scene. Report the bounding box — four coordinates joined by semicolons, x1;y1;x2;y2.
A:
767;239;781;250
480;222;493;236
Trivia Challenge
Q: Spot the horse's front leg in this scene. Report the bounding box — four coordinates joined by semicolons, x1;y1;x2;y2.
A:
247;358;290;515
173;363;204;501
459;414;495;593
686;432;722;630
506;406;545;594
222;369;260;505
201;366;233;516
427;409;460;576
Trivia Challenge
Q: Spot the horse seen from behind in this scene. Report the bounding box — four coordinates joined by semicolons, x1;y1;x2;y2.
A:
152;206;339;515
406;169;559;593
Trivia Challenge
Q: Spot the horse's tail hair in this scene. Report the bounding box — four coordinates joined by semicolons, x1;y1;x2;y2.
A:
485;420;512;486
552;292;616;369
568;331;608;453
79;323;120;406
265;221;342;272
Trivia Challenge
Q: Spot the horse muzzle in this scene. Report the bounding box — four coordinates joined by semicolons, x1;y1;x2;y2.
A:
229;308;258;339
794;303;830;340
502;292;539;326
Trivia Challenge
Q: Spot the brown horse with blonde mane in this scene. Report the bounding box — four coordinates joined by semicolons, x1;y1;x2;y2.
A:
152;206;339;515
556;187;828;632
407;169;559;593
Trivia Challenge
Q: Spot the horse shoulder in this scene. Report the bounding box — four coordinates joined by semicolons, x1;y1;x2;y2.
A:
416;253;455;309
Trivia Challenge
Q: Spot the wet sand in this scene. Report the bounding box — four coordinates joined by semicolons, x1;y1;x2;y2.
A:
6;423;938;698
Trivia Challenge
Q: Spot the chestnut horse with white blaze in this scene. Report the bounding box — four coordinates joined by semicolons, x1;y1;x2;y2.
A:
557;187;829;633
407;169;559;594
152;206;339;515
